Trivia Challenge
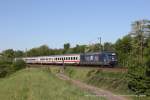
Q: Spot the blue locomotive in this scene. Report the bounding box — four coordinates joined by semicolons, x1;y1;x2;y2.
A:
80;52;117;66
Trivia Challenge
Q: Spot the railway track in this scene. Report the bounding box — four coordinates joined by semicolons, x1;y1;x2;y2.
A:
28;64;128;73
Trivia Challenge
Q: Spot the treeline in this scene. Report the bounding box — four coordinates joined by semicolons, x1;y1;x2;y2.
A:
0;43;114;58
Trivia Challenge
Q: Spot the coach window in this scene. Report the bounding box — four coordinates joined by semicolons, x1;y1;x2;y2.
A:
76;57;78;60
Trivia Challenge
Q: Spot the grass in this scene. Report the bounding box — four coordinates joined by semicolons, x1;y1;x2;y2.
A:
0;68;106;100
50;66;150;100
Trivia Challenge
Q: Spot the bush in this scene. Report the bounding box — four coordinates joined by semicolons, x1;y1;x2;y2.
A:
12;60;26;71
0;67;9;78
0;59;26;78
0;61;12;78
128;63;148;95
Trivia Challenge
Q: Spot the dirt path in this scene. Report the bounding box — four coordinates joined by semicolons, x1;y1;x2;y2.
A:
56;73;127;100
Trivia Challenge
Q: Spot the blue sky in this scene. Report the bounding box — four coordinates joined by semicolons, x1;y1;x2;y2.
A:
0;0;150;51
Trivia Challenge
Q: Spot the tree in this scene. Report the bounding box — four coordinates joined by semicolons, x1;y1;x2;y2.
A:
103;42;114;51
73;44;86;53
127;19;150;96
14;50;24;57
143;37;150;95
115;35;132;67
26;45;50;56
91;43;100;52
2;49;15;61
64;43;70;50
26;48;39;57
63;43;70;54
38;45;50;56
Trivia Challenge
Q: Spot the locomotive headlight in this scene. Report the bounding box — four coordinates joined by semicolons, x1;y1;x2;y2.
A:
112;53;116;56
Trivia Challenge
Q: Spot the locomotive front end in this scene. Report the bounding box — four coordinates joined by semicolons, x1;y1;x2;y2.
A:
108;52;118;66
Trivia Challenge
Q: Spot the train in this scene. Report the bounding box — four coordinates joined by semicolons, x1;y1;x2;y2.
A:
17;51;117;67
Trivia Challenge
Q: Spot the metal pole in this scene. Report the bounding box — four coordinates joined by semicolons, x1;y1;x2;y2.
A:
98;37;102;52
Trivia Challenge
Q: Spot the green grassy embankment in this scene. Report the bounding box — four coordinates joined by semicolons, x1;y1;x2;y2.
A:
50;66;149;100
0;68;106;100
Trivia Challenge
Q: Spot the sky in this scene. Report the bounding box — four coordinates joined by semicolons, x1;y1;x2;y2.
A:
0;0;150;51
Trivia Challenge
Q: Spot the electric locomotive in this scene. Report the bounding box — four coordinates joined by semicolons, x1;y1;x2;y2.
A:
80;52;117;66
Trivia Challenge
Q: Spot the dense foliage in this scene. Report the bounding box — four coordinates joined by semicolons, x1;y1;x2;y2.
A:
0;58;26;78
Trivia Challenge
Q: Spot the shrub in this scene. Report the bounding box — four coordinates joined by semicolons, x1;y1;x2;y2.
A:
12;60;26;71
0;61;12;77
0;67;9;78
128;63;148;95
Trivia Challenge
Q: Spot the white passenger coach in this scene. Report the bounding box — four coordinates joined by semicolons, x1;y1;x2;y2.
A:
21;54;80;65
